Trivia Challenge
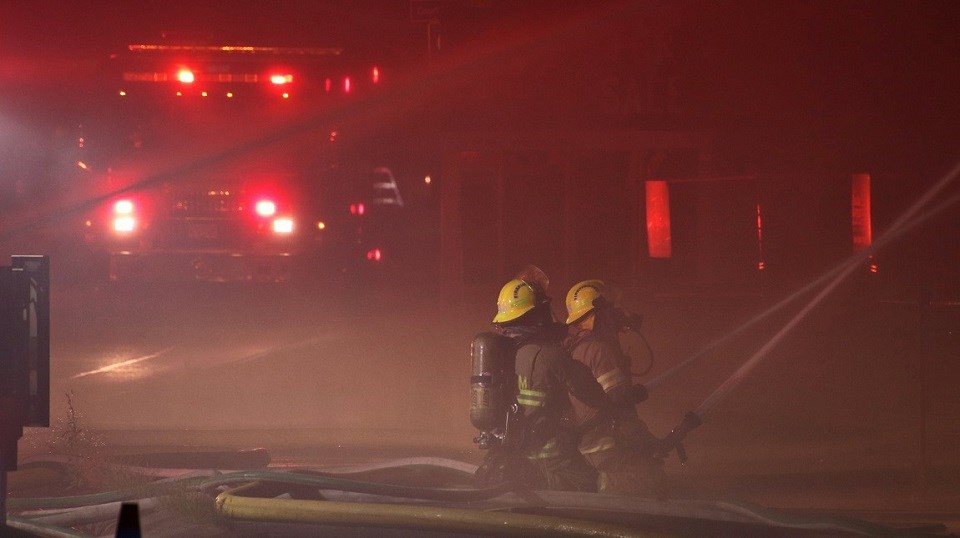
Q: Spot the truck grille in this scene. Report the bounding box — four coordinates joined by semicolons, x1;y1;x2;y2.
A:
163;192;247;248
172;192;243;215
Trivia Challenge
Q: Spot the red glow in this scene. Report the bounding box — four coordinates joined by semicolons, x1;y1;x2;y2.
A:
343;76;352;93
349;202;365;216
852;173;872;252
756;203;765;271
366;248;382;262
177;69;195;83
255;199;277;217
645;180;672;258
324;78;332;92
270;74;293;85
371;66;380;83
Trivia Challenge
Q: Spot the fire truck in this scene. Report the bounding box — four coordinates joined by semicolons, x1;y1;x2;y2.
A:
80;43;400;282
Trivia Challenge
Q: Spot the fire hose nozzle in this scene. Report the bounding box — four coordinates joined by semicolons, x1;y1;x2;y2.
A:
677;411;702;434
655;411;702;464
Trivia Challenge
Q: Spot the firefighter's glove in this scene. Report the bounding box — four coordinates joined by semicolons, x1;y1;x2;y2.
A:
629;384;649;404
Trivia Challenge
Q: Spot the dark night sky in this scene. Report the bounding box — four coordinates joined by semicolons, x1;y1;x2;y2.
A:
2;1;959;176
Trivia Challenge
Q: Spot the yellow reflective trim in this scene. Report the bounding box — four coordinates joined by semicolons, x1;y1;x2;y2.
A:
527;439;560;460
598;471;610;492
518;388;546;408
580;437;617;455
597;368;628;392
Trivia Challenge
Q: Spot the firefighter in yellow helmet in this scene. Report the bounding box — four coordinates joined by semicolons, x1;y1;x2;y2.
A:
564;279;664;494
492;278;616;492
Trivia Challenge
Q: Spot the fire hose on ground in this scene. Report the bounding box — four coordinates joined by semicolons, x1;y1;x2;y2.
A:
7;456;934;536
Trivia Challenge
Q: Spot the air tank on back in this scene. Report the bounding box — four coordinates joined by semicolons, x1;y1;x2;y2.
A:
469;332;513;446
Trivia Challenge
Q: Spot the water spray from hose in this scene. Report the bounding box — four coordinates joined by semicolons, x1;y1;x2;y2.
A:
656;162;960;459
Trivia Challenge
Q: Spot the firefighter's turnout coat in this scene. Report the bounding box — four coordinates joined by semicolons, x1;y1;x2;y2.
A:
512;334;612;490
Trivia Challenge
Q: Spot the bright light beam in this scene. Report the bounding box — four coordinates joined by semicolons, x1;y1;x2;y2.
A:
72;347;175;379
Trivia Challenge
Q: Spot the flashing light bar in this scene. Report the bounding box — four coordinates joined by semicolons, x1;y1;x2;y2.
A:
156;90;296;99
127;44;344;56
270;74;293;85
125;72;267;83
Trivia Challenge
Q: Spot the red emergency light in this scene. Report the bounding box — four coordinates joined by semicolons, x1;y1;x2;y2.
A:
112;199;137;234
851;173;872;252
343;76;352;93
371;66;381;84
270;74;293;85
255;199;277;217
114;199;134;215
272;218;294;234
349;203;365;216
177;69;195;83
756;203;765;270
366;248;382;262
645;180;672;258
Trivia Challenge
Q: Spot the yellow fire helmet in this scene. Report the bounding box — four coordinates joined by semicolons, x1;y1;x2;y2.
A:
565;279;606;325
492;279;539;324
